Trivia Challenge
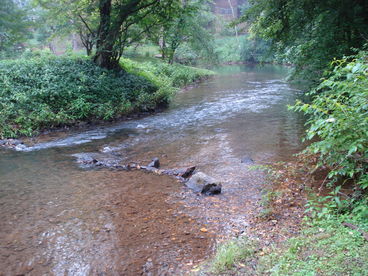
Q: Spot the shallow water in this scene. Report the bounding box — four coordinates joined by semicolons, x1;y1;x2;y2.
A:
0;65;305;275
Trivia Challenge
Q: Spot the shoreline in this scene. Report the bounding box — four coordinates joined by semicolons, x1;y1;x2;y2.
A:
0;75;214;149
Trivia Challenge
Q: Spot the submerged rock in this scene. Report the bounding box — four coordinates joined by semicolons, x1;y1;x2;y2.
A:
0;139;25;149
185;172;222;195
241;156;254;164
148;157;160;168
0;139;22;146
72;153;121;168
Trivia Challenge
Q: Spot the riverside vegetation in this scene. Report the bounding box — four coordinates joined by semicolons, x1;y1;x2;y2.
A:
0;55;214;138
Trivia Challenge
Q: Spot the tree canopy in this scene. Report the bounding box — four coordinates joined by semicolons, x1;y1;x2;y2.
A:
239;0;368;81
0;0;30;56
92;0;181;69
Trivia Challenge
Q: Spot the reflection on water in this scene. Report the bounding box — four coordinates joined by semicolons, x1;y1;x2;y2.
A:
0;65;305;275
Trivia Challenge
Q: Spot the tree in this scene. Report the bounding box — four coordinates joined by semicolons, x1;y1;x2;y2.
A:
0;0;30;56
35;0;99;56
238;0;368;81
93;0;179;69
150;0;216;64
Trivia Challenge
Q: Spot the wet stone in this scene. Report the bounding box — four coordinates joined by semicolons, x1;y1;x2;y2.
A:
241;156;254;164
179;166;196;179
72;153;121;168
185;172;222;195
148;158;160;168
0;139;24;148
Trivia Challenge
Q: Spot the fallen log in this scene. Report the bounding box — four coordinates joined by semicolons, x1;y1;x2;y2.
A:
76;155;221;195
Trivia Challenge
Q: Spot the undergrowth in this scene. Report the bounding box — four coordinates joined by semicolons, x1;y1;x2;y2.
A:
258;216;368;275
0;56;214;138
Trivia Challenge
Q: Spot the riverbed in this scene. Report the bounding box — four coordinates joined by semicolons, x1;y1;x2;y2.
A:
0;65;305;275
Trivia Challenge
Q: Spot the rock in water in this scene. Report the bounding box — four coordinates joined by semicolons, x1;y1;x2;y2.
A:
241;156;254;164
148;157;160;168
180;166;196;178
186;172;222;195
202;184;222;195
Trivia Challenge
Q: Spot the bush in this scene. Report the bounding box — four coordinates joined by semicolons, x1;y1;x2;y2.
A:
214;35;274;64
0;56;162;138
291;51;368;192
0;56;215;138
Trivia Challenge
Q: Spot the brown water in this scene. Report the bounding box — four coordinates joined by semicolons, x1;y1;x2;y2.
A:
0;65;305;275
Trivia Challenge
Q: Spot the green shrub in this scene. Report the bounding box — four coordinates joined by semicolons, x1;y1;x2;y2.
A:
291;51;368;193
214;35;275;64
0;56;162;138
0;56;214;138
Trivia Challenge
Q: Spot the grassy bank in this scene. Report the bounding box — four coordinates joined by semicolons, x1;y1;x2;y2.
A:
0;56;214;138
203;216;368;275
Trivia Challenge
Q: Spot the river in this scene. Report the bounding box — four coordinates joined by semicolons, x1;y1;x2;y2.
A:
0;65;305;275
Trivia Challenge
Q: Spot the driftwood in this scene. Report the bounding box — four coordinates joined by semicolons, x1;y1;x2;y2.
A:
91;159;196;183
78;156;222;195
342;222;368;241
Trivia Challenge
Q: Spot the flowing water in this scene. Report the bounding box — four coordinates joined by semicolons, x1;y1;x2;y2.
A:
0;65;305;275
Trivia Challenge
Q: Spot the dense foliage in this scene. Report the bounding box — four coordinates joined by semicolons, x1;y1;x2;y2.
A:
0;0;30;58
0;56;213;138
292;51;368;194
240;0;368;81
150;0;216;65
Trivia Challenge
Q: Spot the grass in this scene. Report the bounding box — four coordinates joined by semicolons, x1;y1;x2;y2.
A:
205;216;368;276
121;57;215;88
258;218;368;275
209;237;257;274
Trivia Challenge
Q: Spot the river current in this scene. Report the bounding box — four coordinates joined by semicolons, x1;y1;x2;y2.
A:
0;65;305;275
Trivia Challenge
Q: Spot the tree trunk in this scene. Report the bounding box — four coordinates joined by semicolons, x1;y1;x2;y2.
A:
86;45;92;56
93;0;120;69
93;0;161;69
